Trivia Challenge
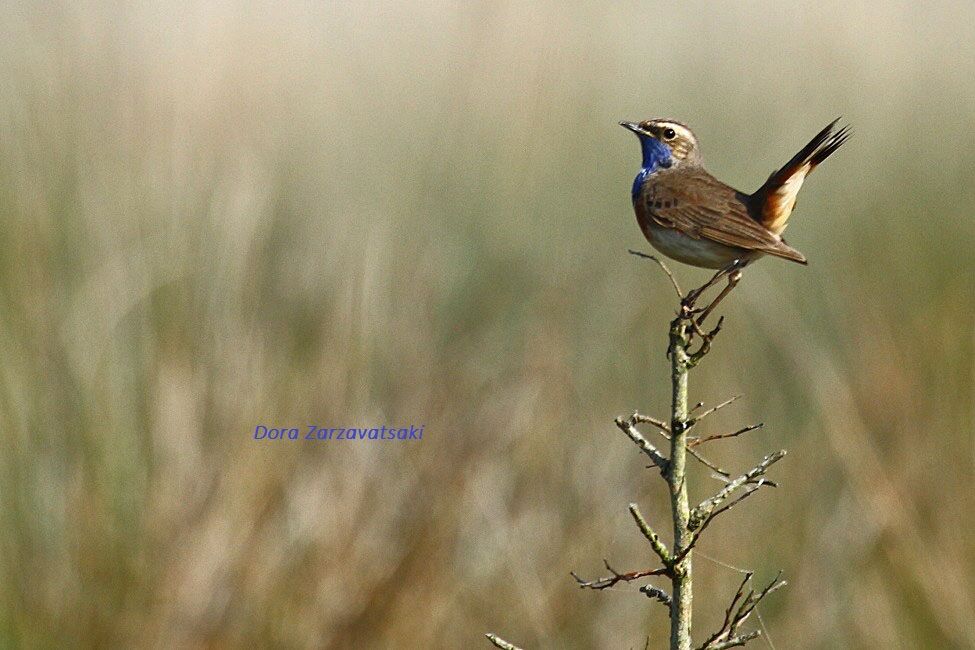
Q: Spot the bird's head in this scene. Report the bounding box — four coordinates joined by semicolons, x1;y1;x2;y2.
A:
620;119;702;169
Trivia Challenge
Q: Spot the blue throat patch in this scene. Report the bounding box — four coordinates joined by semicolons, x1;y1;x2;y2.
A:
631;136;672;202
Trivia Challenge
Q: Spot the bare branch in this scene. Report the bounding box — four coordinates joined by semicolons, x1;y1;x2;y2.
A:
705;631;761;649
675;489;763;565
628;249;683;298
485;634;524;650
567;256;790;650
629;503;672;566
684;447;731;478
731;572;787;634
701;572;752;650
636;413;731;478
676;486;774;566
697;572;785;650
689;423;764;448
688;395;742;427
615;415;669;473
690;450;786;531
571;560;667;590
640;584;673;609
712;472;778;490
633;412;670;433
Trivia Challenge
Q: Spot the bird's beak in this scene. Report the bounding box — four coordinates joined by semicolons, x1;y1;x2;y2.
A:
620;121;648;136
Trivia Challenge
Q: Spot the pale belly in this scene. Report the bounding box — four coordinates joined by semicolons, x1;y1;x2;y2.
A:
642;221;756;269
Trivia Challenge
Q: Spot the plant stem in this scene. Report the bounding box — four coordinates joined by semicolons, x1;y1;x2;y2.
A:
668;315;693;650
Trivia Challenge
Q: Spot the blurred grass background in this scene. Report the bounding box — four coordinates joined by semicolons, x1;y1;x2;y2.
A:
0;1;973;648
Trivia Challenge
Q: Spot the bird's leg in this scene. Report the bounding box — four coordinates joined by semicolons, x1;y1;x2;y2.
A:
695;260;747;325
682;266;730;312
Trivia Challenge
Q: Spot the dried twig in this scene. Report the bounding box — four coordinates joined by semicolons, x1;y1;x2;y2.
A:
633;412;671;433
688;395;742;427
630;503;672;566
689;423;764;448
636;413;731;477
705;631;761;650
615;415;669;473
697;572;787;650
485;633;523;650
682;446;730;478
571;560;667;590
690;450;785;530
670;452;786;566
629;249;684;298
641;584;674;609
674;488;762;565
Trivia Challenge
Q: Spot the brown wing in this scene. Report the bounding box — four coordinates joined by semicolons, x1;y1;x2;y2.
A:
643;167;807;264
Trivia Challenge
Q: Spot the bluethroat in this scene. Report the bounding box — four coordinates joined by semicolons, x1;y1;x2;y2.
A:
620;118;849;319
621;118;849;269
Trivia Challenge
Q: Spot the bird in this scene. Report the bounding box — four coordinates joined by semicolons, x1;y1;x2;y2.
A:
620;118;850;271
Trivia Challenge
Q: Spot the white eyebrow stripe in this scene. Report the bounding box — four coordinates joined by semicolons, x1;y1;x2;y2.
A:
670;124;694;141
654;122;696;147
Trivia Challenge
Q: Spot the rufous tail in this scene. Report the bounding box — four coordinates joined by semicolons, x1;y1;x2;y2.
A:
752;119;851;234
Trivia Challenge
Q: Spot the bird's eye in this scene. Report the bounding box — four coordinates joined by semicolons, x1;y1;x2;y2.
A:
663;128;677;141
